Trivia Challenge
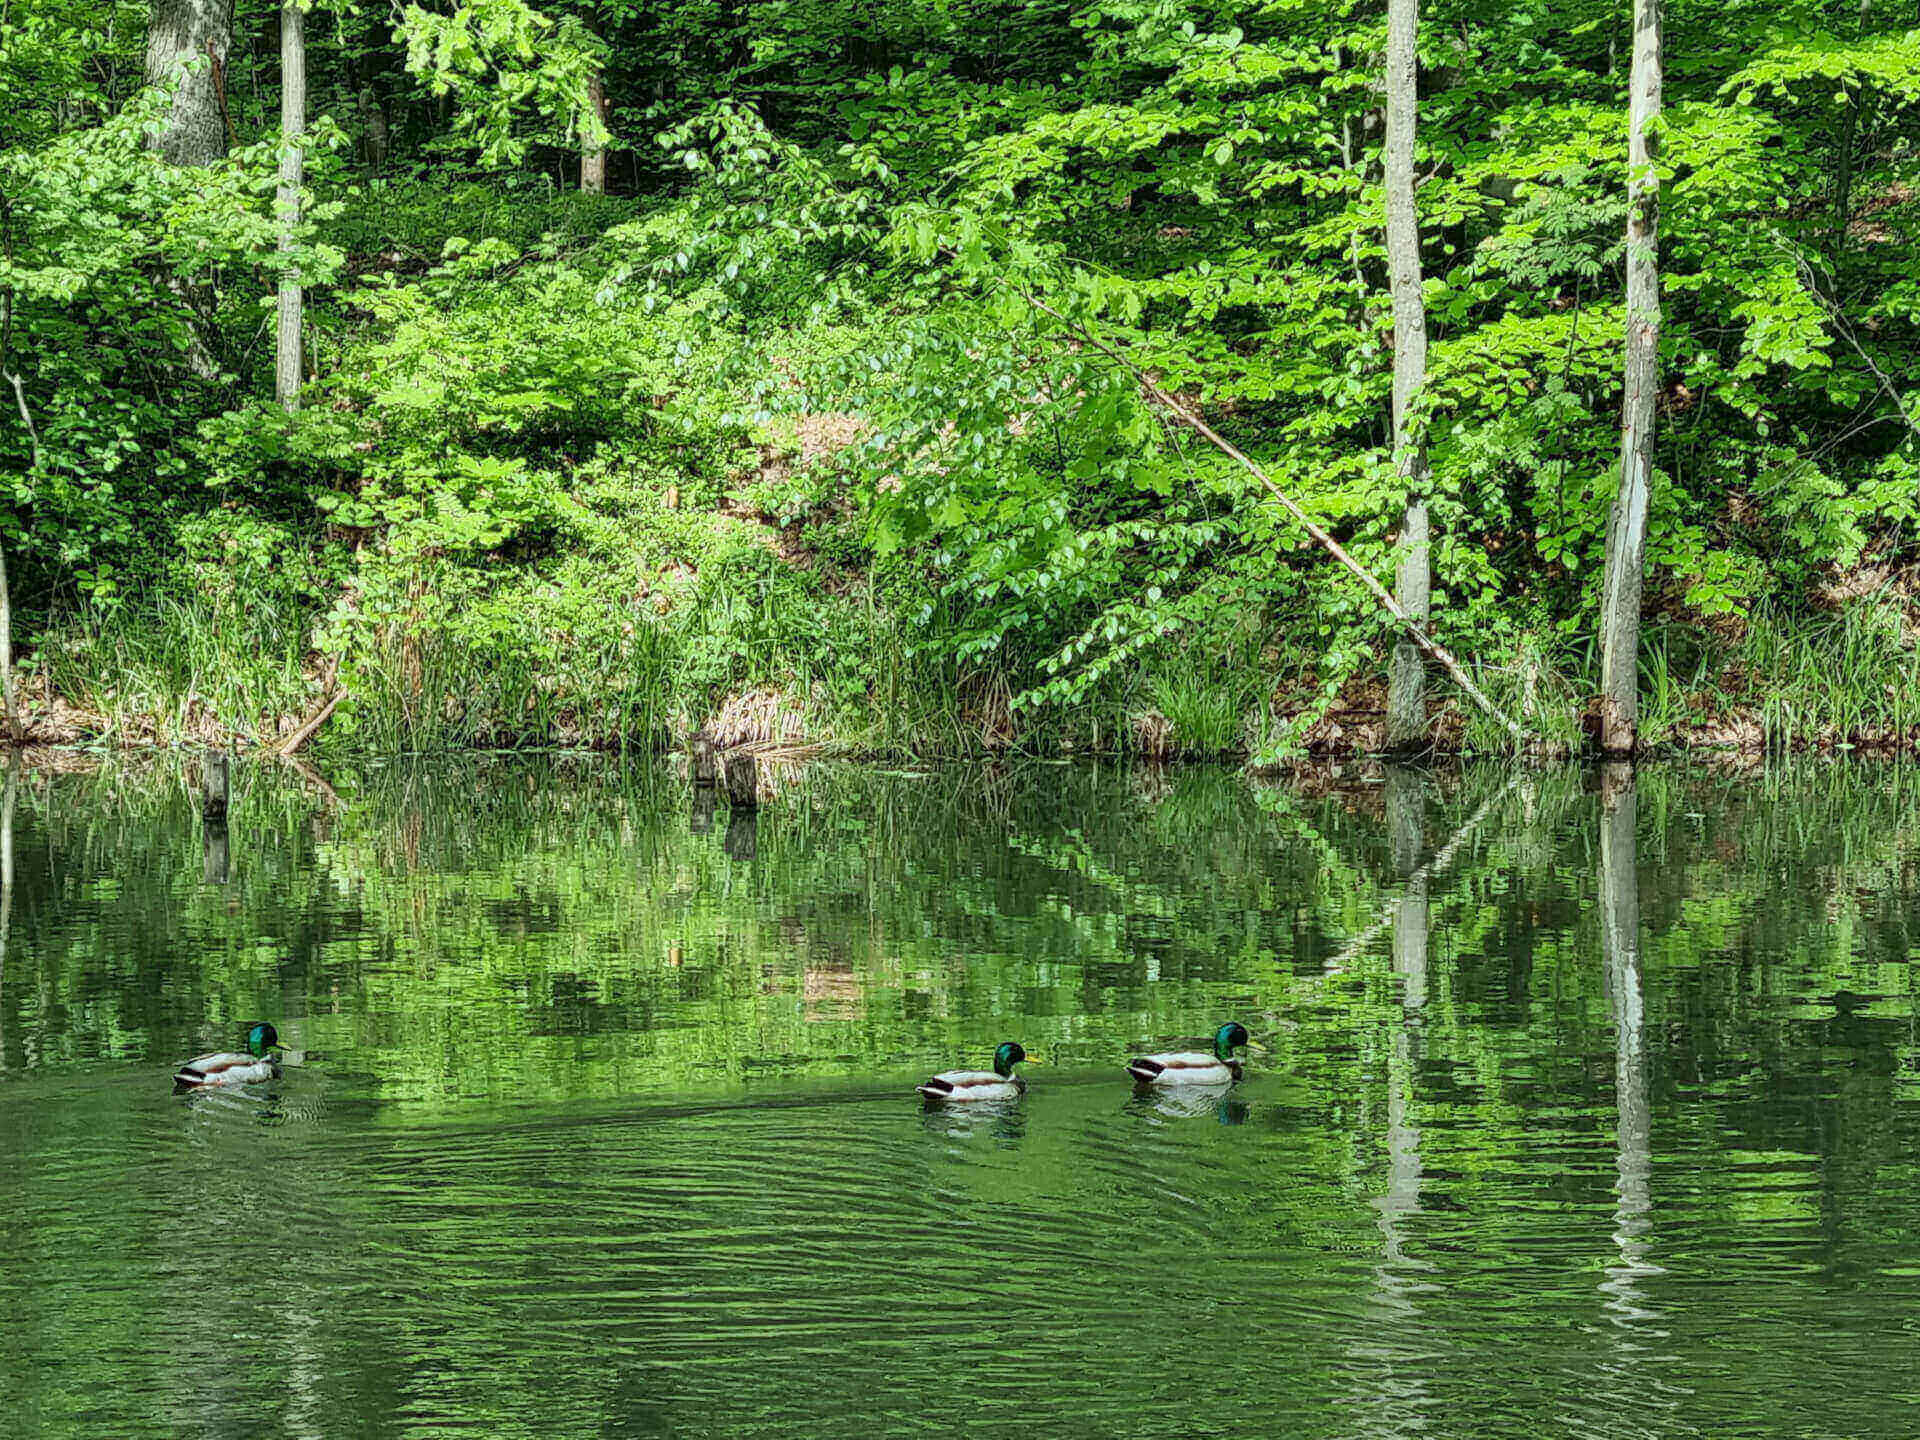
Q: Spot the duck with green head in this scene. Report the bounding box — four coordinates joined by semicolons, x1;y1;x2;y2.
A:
1126;1022;1252;1088
174;1023;283;1089
916;1041;1033;1103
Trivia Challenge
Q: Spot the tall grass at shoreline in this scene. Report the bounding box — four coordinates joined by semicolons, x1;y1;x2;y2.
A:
27;581;1920;760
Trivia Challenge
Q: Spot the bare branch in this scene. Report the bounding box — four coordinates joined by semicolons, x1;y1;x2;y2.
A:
6;371;40;472
1017;288;1530;745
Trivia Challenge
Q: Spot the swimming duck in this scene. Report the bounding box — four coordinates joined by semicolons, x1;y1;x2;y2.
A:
916;1042;1031;1103
174;1022;283;1089
1126;1022;1251;1088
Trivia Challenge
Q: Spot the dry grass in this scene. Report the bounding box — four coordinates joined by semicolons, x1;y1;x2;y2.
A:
1131;709;1174;759
703;686;814;749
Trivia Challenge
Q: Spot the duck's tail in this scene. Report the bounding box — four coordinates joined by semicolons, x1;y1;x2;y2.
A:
916;1078;955;1101
1126;1058;1164;1085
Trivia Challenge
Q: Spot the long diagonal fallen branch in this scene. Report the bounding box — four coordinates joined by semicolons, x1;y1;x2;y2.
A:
1020;290;1528;745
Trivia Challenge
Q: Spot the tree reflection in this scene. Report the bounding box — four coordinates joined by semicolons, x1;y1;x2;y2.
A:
1348;764;1434;1437
0;755;15;1070
1599;763;1658;1325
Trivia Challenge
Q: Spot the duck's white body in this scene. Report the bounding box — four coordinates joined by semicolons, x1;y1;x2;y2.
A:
917;1069;1025;1103
1126;1051;1244;1087
174;1052;280;1088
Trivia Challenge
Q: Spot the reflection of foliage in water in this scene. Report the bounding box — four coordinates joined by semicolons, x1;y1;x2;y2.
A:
2;758;1918;1124
4;760;1920;1436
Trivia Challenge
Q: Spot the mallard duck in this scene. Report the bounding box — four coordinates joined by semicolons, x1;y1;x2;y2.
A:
916;1041;1031;1103
174;1022;283;1089
1126;1022;1251;1087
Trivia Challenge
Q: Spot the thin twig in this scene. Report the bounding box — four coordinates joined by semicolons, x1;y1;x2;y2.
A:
1797;252;1920;444
1019;288;1530;743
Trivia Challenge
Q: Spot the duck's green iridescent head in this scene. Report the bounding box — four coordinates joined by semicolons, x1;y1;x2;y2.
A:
993;1041;1028;1078
1213;1022;1250;1061
246;1022;280;1058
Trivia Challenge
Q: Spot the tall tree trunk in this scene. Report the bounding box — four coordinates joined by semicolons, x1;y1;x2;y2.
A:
1596;0;1663;755
581;71;609;194
275;0;305;412
1383;0;1430;751
143;0;235;165
147;0;233;379
0;540;17;741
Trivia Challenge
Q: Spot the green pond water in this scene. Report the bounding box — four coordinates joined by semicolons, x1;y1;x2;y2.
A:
2;757;1919;1438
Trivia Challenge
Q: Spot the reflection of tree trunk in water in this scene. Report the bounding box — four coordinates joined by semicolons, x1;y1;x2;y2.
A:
723;807;757;862
690;786;716;836
0;755;16;1070
203;818;230;884
1381;767;1427;1251
1599;763;1659;1330
1387;766;1429;1013
1351;765;1431;1435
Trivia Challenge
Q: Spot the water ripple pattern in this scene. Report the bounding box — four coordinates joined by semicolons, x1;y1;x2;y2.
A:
2;758;1919;1437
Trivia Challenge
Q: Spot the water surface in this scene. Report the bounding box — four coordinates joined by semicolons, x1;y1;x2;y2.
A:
2;758;1918;1438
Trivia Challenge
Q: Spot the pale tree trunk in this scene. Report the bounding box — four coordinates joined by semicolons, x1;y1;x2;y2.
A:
144;0;234;165
342;49;390;170
0;290;24;742
275;0;305;412
1598;764;1658;1325
0;540;17;741
581;72;609;194
1383;0;1430;751
1596;0;1663;755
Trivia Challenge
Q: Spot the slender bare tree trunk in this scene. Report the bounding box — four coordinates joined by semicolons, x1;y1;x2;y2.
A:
1333;44;1368;298
581;71;609;194
1383;0;1430;751
0;540;17;741
1596;0;1663;755
144;0;235;165
275;0;305;412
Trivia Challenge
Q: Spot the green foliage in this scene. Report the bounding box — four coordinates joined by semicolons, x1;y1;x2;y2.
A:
6;0;1920;754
